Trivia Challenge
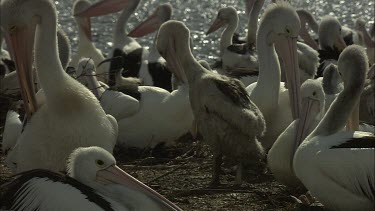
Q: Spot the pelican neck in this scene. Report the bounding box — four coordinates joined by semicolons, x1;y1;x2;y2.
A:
246;0;264;46
309;79;364;137
220;16;238;54
250;22;281;112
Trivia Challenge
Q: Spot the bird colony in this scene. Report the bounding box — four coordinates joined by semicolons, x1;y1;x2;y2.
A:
0;0;374;210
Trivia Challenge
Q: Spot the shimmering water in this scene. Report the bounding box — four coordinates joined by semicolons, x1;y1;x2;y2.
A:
55;0;374;62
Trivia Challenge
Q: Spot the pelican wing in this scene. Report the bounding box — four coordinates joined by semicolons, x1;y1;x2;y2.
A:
203;76;266;137
0;169;112;211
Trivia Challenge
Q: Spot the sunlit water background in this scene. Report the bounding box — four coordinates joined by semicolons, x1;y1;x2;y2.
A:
55;0;374;62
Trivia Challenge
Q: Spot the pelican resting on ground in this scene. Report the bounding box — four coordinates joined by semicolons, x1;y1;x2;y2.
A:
268;79;325;188
80;58;140;120
245;2;302;150
157;20;266;185
0;146;182;211
1;0;118;173
294;45;375;211
206;6;258;73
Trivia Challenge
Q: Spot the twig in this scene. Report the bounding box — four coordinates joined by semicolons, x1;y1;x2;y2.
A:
147;161;189;184
172;188;256;197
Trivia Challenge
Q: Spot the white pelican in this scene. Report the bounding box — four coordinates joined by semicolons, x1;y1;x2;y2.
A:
1;0;118;173
321;63;343;112
294;45;375;211
80;57;140;120
245;2;302;150
268;79;325;188
157;20;266;185
75;0;150;84
71;0;109;84
127;3;173;91
206;6;258;73
0;146;182;211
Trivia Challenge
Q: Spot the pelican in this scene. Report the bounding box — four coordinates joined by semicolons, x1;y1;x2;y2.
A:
0;146;182;211
80;57;140;120
356;19;375;65
268;79;325;188
157;20;266;185
294;45;375;211
127;3;173;91
245;2;302;150
1;0;118;173
71;0;109;84
321;63;343;112
113;69;194;149
206;6;258;73
75;0;150;83
296;9;319;50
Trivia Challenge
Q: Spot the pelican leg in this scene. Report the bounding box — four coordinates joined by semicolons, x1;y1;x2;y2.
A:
210;152;222;187
235;162;243;185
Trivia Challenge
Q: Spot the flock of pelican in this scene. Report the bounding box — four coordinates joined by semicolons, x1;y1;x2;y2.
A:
0;0;374;210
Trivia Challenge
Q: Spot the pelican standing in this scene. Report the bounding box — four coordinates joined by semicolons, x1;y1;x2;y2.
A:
245;2;302;150
0;146;182;211
1;0;118;173
157;20;266;185
294;45;375;211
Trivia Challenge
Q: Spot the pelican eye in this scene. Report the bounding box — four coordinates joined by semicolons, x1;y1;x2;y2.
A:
285;27;291;34
96;159;105;166
313;91;316;96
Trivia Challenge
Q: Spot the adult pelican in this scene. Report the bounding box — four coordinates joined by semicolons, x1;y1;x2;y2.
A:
268;79;325;188
0;146;182;211
1;0;118;173
157;20;266;185
245;2;302;150
127;3;173;91
206;6;258;72
75;0;150;83
294;45;375;211
71;0;109;84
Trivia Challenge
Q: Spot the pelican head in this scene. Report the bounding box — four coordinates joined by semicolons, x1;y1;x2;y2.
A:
74;0;140;18
319;16;347;51
322;63;343;95
67;146;182;211
128;3;172;37
294;79;325;149
206;7;238;35
73;0;92;41
0;0;55;117
338;45;368;88
260;1;302;119
157;20;191;84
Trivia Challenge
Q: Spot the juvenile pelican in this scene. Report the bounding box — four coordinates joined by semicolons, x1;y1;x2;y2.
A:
157;20;266;185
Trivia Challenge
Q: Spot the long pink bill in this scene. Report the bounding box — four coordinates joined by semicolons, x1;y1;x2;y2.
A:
97;165;183;211
275;36;302;120
206;18;225;35
128;13;160;37
165;38;188;84
293;97;321;152
74;0;130;17
5;26;38;118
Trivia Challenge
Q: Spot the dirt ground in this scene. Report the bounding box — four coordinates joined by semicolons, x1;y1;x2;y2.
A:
0;95;324;210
